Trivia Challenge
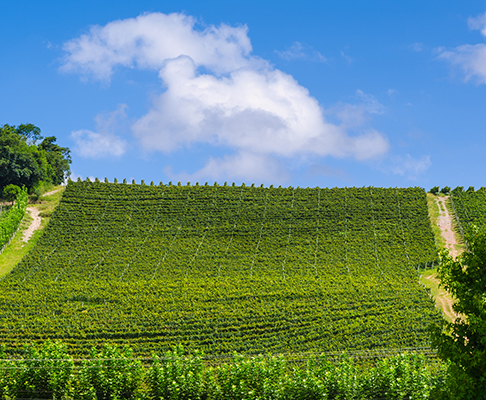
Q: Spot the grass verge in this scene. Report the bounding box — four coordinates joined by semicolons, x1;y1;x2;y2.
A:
426;193;446;250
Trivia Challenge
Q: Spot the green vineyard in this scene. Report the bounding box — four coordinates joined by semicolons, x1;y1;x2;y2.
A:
0;181;440;356
451;187;486;238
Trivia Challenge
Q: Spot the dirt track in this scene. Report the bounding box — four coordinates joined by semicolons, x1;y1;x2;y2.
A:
436;196;460;259
422;195;461;321
22;208;41;243
18;189;62;245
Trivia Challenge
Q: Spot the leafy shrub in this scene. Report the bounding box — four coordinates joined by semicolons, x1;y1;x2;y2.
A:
77;344;143;400
0;186;28;249
147;345;205;400
12;341;75;399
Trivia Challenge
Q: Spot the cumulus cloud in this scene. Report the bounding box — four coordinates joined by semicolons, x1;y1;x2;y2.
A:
71;104;128;158
61;12;256;80
131;60;389;161
62;12;389;181
437;11;486;84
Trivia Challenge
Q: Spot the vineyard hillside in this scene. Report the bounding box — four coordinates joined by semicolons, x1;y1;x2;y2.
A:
450;187;486;239
0;181;441;356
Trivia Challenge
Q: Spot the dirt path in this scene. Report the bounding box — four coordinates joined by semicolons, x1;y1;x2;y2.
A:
422;195;462;322
43;188;61;197
22;208;41;243
426;272;458;321
436;196;460;259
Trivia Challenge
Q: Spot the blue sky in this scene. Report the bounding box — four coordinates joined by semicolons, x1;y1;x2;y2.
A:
2;1;486;189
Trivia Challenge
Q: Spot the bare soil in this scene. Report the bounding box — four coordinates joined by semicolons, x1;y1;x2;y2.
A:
22;208;41;243
43;188;62;197
436;196;460;258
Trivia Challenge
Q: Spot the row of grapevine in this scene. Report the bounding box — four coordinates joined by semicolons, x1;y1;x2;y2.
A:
450;187;486;239
0;187;28;251
0;181;440;356
0;341;443;400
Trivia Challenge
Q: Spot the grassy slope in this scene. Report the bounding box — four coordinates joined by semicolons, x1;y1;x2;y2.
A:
0;186;65;278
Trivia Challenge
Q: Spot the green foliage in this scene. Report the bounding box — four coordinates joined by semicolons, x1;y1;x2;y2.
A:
0;186;28;250
429;186;439;195
38;136;72;185
451;186;464;195
13;341;75;399
362;353;433;399
0;342;444;399
0;183;439;356
431;229;486;399
147;345;205;400
450;188;486;238
0;124;71;191
2;184;20;203
440;186;451;195
77;344;143;400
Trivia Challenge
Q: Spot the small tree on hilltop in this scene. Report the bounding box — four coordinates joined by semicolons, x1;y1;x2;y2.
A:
429;186;439;195
431;227;486;399
440;186;451;195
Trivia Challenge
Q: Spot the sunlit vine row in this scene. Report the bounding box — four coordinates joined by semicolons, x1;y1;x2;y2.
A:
450;186;486;238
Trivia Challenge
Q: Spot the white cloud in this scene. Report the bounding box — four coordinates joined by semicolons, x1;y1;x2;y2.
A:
165;152;289;184
275;42;327;62
61;12;256;81
326;90;385;129
71;130;127;158
62;12;390;181
71;104;128;158
391;154;431;179
437;12;486;84
468;12;486;36
131;61;389;161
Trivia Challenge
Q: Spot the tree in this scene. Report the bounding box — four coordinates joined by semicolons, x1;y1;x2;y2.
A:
430;186;439;195
0;124;71;191
440;186;451;195
38;136;71;185
431;227;486;399
2;184;20;205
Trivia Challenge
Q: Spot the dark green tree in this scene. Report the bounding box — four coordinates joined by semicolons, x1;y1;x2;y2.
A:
431;228;486;399
38;136;71;185
0;124;71;191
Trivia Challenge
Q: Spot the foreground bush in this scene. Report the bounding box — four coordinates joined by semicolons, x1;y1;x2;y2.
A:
0;341;446;399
